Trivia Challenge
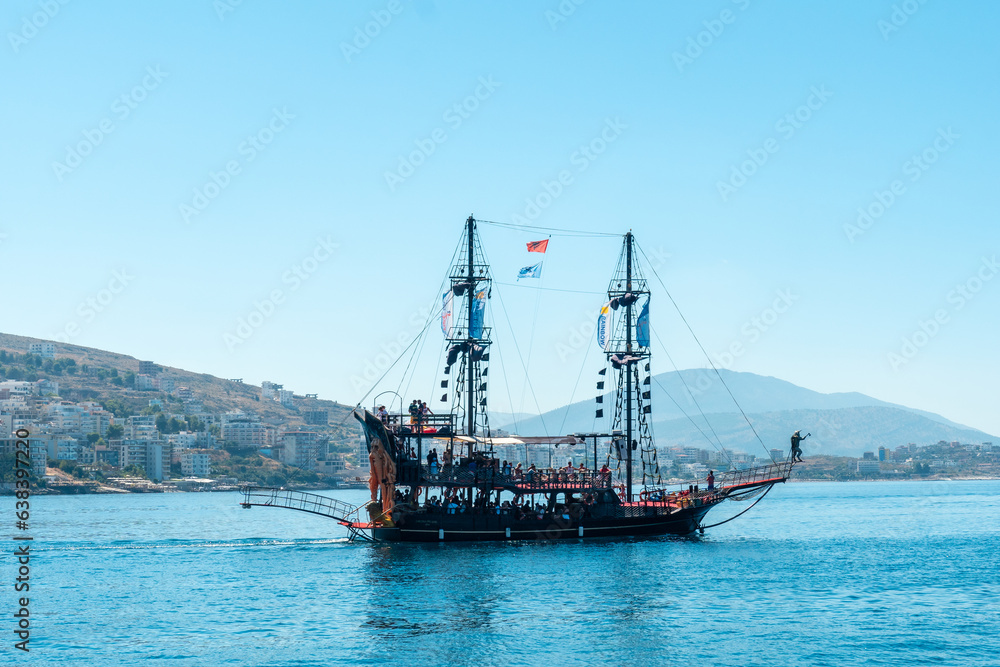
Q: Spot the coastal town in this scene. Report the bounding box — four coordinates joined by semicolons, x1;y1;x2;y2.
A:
1;341;997;494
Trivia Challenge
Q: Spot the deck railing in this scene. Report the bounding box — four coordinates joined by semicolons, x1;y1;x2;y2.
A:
716;461;793;491
380;412;456;434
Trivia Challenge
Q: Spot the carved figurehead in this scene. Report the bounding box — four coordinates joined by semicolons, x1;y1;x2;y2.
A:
368;437;397;515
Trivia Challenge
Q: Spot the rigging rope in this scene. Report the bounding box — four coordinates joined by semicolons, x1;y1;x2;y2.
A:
494;281;605;295
516;237;548;416
651;327;733;465
480;244;551;437
557;336;593;435
651;373;733;466
477;219;620;238
698;483;775;530
635;243;775;464
345;303;443;422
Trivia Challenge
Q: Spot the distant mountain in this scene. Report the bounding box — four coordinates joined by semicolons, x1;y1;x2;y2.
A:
496;369;996;457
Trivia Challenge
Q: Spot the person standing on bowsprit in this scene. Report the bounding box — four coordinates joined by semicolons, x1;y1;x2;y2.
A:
790;430;810;462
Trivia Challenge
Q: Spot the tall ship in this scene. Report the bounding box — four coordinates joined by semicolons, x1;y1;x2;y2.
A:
241;216;794;542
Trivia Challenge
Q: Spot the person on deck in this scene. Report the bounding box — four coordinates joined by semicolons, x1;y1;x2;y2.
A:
408;400;419;425
599;464;611;485
377;405;388;424
707;470;715;490
419;401;432;431
790;430;810;462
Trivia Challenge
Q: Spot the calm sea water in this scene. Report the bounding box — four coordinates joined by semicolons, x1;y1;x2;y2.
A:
7;480;999;666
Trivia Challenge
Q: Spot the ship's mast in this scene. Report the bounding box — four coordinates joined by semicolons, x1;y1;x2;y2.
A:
625;232;633;501
606;230;649;502
466;215;476;438
445;215;491;445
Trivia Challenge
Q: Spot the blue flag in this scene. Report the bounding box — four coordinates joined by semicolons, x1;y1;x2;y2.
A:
518;262;543;280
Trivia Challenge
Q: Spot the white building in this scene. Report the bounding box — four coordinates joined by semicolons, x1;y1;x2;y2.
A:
181;450;212;477
315;454;346;476
145;442;170;481
153;376;175;393
169;432;198;449
857;459;881;475
55;437;81;461
277;389;295;408
28;342;55;359
261;381;280;400
0;438;49;477
221;412;275;447
127;415;158;441
0;381;34;398
280;431;321;470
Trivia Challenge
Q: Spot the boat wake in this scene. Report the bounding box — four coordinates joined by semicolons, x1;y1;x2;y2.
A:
39;537;353;552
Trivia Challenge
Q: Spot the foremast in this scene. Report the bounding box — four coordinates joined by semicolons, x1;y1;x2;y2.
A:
444;216;492;450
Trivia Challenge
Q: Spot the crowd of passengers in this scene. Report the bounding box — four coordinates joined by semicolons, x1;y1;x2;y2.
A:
408;449;614;484
392;487;599;520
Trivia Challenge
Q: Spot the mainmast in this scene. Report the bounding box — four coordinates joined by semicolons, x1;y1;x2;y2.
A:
605;231;650;502
625;233;634;499
466;215;476;437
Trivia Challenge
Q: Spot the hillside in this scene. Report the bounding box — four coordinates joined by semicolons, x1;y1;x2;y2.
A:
0;332;358;444
497;369;996;457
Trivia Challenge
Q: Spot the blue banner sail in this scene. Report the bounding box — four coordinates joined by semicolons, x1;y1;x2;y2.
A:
470;290;486;338
636;298;650;347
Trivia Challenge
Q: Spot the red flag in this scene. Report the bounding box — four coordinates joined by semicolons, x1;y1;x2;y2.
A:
526;239;549;253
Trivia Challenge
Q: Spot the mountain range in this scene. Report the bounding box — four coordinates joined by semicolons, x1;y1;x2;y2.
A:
3;331;993;458
494;369;996;457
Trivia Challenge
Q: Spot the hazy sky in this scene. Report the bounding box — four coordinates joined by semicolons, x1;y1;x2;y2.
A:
3;1;998;436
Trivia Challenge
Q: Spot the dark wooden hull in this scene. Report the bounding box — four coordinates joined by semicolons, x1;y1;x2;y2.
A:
371;504;715;542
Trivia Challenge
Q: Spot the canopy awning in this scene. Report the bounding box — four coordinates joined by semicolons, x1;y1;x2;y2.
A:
450;435;585;446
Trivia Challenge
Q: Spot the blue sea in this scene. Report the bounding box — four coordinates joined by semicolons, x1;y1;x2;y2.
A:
7;480;1000;666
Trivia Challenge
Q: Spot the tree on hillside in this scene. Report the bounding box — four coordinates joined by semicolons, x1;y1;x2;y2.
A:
101;398;132;418
167;417;184;434
155;413;168;433
86;433;101;446
106;424;125;440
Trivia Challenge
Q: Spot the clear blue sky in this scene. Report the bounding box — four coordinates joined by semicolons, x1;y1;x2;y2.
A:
3;1;998;436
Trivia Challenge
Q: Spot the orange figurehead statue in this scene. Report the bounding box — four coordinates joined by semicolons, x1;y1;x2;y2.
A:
368;437;396;515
